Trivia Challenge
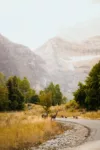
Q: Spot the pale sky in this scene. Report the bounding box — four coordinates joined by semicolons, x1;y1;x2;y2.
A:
0;0;100;49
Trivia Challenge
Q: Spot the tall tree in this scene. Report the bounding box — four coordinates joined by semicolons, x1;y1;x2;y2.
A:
73;82;86;108
74;61;100;110
19;77;30;102
7;76;25;110
0;73;9;111
45;82;66;106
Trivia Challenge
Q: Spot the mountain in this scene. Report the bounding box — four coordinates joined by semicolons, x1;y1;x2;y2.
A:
0;33;100;99
35;36;100;99
0;34;48;91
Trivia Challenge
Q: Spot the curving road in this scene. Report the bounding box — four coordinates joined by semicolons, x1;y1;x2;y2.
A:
56;118;100;150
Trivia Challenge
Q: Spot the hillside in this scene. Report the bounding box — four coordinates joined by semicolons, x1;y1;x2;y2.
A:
35;36;100;98
0;34;48;91
0;34;100;98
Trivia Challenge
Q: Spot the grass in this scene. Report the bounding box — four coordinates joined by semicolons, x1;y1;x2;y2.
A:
50;104;81;118
0;103;100;150
0;105;69;150
81;110;100;119
50;104;100;119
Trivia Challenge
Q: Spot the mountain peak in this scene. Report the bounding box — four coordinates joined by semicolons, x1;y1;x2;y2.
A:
0;33;48;90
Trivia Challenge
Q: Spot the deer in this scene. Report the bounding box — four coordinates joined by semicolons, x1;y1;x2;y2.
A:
41;112;48;119
50;111;58;120
73;116;78;119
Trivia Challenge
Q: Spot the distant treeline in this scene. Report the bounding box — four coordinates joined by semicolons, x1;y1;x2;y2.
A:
0;73;66;111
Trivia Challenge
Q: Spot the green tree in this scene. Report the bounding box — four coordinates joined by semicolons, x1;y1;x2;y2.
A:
30;94;39;104
45;82;65;106
19;77;30;102
7;76;25;110
54;84;63;105
0;73;9;111
0;72;6;87
74;61;100;110
0;86;9;111
25;89;36;103
73;82;86;108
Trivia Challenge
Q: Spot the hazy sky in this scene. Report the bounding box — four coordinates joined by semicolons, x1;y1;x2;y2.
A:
0;0;100;49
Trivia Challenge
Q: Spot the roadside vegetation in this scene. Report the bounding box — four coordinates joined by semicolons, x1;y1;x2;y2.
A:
0;105;69;150
50;102;100;119
0;73;68;149
0;61;100;150
0;72;66;111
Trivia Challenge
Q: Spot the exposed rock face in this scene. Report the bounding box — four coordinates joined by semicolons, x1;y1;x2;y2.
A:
35;36;100;99
0;34;48;91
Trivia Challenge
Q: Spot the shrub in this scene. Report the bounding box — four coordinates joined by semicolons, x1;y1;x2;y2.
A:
65;100;79;110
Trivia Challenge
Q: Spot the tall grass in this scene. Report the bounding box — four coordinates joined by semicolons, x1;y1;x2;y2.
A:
81;110;100;119
0;103;99;150
50;104;100;119
0;106;68;150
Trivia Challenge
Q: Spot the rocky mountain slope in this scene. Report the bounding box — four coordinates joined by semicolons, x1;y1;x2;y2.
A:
0;34;48;91
0;33;100;99
35;36;100;98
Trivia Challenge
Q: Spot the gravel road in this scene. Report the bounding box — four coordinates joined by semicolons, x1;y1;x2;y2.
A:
31;118;100;150
59;118;100;150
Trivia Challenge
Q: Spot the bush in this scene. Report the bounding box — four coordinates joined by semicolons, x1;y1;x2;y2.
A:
65;100;79;110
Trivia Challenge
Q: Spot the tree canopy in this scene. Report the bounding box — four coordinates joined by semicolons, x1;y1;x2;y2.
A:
0;73;66;111
45;82;66;106
73;61;100;110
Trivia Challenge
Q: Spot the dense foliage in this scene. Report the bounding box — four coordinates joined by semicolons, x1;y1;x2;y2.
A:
0;73;66;111
44;82;66;106
0;73;36;111
73;61;100;110
39;82;66;113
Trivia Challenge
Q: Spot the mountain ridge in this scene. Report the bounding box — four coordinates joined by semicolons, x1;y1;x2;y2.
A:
35;36;100;98
0;33;100;99
0;34;49;91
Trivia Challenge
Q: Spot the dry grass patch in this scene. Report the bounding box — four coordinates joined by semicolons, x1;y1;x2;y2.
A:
50;104;80;118
50;104;100;119
81;110;100;119
0;110;68;150
1;104;99;150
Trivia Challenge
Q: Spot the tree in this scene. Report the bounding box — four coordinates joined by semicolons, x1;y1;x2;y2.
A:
45;82;55;105
73;61;100;110
7;76;25;110
25;89;36;103
30;95;39;104
0;86;9;111
0;72;6;87
54;84;63;105
62;96;67;104
19;77;30;102
39;91;52;113
45;82;65;106
73;82;86;108
0;73;9;111
85;61;100;110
